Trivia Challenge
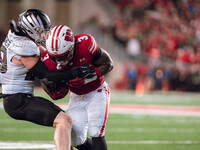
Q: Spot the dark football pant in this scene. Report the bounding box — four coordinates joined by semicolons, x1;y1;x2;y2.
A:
3;93;63;126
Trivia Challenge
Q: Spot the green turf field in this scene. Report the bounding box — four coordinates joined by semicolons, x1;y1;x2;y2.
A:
0;89;200;150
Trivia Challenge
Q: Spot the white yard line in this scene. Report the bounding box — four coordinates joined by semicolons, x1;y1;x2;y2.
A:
0;141;55;149
107;140;200;144
0;128;52;132
108;128;200;133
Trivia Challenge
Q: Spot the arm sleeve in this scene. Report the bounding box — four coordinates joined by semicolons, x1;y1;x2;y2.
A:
92;47;102;63
29;59;78;82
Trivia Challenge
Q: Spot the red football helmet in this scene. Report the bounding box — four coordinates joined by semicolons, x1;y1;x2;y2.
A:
46;25;75;69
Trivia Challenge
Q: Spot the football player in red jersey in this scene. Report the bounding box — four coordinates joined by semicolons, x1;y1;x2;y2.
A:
40;25;114;150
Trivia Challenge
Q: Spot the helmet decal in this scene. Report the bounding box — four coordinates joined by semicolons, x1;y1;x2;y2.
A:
65;29;74;42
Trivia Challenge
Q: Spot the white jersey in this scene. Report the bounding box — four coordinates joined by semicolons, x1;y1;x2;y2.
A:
0;30;40;95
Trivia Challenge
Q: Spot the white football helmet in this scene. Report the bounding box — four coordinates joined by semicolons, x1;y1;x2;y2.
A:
46;25;75;69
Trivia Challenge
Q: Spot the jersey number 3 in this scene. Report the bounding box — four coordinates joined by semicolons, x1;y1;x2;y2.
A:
78;36;88;42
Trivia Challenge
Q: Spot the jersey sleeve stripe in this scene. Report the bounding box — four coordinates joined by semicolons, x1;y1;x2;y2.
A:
89;36;97;54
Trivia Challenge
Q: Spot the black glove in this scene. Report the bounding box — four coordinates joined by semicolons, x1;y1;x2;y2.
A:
71;64;91;78
72;64;96;79
84;68;97;78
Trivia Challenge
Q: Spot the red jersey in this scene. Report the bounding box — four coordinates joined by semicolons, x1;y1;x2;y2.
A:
41;34;104;95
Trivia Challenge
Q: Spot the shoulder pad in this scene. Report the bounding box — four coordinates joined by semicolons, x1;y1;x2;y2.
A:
75;34;98;54
6;31;39;56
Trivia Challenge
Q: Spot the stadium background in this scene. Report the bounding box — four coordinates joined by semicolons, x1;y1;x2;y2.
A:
0;0;200;150
1;0;200;92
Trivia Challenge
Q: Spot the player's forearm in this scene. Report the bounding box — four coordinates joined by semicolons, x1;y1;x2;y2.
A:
96;63;113;76
29;59;78;82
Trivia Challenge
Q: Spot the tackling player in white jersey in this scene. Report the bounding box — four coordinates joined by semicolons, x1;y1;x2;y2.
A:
41;25;114;150
0;9;93;150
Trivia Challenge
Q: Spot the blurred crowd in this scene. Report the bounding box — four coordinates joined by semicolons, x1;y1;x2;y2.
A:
111;0;200;92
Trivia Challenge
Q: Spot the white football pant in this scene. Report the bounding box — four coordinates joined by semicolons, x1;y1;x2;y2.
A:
66;82;110;146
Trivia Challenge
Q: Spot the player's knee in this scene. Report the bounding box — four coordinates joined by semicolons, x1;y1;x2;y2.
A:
63;113;72;128
89;127;101;137
71;136;86;147
54;112;72;128
71;127;86;146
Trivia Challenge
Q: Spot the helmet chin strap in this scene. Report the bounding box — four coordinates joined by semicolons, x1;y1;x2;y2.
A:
56;63;62;70
55;50;74;70
56;60;69;70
